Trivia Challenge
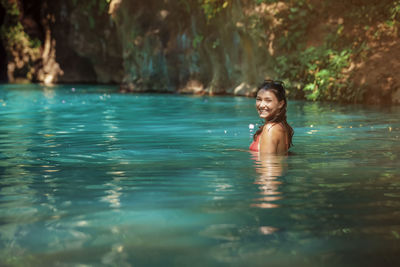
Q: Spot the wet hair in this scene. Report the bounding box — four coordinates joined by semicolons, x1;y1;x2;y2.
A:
253;79;294;148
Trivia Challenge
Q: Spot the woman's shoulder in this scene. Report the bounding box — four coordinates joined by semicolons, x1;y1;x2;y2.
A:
260;123;285;142
265;123;285;134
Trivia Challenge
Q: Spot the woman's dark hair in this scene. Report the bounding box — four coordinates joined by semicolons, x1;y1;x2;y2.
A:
253;79;294;148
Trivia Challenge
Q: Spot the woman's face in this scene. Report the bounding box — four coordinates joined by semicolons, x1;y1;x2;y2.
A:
256;89;284;120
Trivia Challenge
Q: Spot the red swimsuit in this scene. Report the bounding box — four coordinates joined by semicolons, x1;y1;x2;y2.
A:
249;135;260;152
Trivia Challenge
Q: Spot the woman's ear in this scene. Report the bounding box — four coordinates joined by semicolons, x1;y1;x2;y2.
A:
278;100;284;109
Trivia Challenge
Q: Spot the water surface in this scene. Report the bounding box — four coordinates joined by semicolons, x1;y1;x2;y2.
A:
0;84;399;266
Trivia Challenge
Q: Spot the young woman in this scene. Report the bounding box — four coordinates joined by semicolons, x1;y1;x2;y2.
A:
249;80;294;155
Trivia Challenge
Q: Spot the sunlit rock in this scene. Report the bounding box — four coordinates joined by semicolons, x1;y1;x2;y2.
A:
231;82;257;96
178;80;205;95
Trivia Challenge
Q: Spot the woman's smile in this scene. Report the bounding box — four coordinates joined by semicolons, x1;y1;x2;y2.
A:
258;108;270;116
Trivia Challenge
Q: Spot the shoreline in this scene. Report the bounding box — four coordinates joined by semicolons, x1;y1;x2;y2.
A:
1;82;399;106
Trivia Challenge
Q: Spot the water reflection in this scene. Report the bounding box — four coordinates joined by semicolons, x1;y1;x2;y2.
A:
250;151;286;209
250;152;287;236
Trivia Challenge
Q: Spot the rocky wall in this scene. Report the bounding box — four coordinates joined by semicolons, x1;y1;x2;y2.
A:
0;0;275;94
0;3;7;82
112;0;274;95
0;0;399;104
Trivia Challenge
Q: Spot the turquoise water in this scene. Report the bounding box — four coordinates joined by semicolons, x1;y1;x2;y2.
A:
0;84;400;266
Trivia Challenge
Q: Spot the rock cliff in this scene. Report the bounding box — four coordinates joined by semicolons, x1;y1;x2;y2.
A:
0;0;399;104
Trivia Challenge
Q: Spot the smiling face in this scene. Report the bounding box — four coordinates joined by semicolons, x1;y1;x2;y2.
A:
256;89;284;120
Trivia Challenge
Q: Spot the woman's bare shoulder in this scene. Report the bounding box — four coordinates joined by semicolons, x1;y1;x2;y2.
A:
266;123;285;135
260;124;284;143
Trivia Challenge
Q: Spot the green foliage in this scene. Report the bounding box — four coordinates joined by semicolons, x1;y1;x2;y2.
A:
0;0;20;17
388;0;400;30
0;0;41;81
0;1;41;54
276;1;313;51
390;1;400;19
1;23;24;46
269;0;399;102
70;0;110;29
29;38;41;49
199;0;229;22
192;34;204;48
274;46;356;101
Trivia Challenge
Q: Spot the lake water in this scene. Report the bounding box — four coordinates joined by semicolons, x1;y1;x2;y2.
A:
0;84;399;266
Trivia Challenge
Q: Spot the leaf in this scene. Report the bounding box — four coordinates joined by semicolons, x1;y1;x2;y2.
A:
316;69;330;78
304;83;315;91
307;90;319;101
